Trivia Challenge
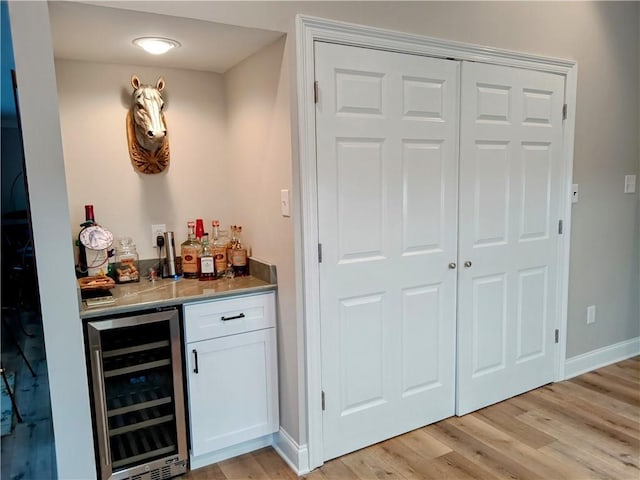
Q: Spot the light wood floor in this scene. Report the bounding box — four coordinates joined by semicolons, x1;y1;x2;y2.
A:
184;356;640;480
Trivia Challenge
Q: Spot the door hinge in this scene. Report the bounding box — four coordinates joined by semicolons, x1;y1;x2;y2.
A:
318;243;323;263
562;104;568;120
321;390;325;411
555;329;559;344
558;219;563;235
314;81;319;104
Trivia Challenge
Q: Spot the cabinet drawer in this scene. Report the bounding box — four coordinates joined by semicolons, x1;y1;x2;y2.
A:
183;292;275;342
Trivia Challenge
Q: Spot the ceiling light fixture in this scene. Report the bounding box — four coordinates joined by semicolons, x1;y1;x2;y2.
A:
133;37;181;55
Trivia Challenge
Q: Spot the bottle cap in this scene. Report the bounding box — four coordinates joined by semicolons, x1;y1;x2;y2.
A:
195;219;204;239
84;205;95;222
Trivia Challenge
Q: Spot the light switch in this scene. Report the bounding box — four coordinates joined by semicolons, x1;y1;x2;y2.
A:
624;175;636;193
280;189;291;217
572;184;579;203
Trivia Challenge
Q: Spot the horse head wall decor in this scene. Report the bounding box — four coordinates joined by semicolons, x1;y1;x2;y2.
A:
126;75;170;174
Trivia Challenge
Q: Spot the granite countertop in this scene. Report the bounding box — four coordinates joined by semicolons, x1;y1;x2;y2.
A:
79;259;277;319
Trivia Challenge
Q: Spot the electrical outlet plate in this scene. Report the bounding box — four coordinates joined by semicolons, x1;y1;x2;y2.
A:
151;224;166;247
587;305;596;325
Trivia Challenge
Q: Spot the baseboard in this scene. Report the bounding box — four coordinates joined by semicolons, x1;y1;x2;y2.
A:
564;336;640;380
273;427;310;475
189;434;274;471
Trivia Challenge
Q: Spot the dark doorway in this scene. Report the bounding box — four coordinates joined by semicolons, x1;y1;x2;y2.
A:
1;1;56;478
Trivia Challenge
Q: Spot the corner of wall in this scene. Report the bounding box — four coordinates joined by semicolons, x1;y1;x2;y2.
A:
273;427;310;476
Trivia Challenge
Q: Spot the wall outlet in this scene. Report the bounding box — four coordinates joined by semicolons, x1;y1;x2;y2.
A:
151;224;166;247
586;305;596;325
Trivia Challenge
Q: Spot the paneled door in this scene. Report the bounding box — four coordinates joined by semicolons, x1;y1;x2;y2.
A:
456;62;564;415
315;42;459;460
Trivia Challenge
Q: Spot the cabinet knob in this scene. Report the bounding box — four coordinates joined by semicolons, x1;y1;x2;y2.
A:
464;260;472;268
448;262;457;269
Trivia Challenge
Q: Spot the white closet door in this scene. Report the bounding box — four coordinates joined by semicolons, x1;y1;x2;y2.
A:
457;62;564;415
315;41;459;460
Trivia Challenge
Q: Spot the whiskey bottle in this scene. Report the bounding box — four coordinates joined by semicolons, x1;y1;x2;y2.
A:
199;233;215;281
231;225;248;276
76;204;96;277
211;220;227;278
181;221;201;279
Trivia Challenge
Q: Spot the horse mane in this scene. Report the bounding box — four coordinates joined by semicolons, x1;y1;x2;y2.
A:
126;110;170;174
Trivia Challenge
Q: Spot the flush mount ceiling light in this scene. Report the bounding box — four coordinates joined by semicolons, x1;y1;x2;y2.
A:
133;37;181;55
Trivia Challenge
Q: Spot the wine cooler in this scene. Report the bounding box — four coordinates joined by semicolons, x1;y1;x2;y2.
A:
87;308;187;480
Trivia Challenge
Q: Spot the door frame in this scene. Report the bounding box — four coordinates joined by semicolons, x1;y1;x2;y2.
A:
295;14;577;470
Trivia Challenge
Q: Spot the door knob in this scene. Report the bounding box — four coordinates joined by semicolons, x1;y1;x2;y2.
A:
464;261;472;268
448;262;457;269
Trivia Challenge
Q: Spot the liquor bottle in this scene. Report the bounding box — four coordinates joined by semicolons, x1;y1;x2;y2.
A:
211;220;227;278
76;205;96;277
198;233;215;281
76;205;113;278
181;221;201;279
231;225;248;276
226;225;236;270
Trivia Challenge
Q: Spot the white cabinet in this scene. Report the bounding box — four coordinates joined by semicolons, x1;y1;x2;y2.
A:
183;292;278;459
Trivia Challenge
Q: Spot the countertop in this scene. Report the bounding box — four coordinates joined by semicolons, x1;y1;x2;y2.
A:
79;275;276;319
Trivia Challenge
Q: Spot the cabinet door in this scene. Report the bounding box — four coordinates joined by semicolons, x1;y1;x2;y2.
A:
186;328;278;457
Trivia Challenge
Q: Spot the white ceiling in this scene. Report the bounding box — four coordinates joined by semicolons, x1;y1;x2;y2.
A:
48;2;285;74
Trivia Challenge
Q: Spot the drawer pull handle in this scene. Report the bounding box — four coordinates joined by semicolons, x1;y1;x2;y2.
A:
193;349;199;374
221;313;245;322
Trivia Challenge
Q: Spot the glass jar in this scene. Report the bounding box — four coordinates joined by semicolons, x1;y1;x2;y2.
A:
115;237;140;283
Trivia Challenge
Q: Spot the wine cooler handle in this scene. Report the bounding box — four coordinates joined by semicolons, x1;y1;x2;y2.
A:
221;313;245;322
193;349;199;374
94;349;111;469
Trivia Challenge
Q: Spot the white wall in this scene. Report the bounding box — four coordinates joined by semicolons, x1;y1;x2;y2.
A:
55;60;229;260
223;37;299;439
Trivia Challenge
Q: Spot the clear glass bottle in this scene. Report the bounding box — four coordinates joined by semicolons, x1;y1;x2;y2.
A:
198;233;215;281
181;221;201;279
211;220;227;278
231;225;248;276
226;225;236;270
115;237;140;283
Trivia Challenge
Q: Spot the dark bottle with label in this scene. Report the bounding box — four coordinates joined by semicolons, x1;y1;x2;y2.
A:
231;226;248;276
76;205;96;277
198;233;215;281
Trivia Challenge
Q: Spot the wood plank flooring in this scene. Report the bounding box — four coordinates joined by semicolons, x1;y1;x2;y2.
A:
183;357;640;480
0;309;56;480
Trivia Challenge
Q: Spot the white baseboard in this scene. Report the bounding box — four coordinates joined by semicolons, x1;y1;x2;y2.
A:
273;427;310;475
564;336;640;380
189;434;274;471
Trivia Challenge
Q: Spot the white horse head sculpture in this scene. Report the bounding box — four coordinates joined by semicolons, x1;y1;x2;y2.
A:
127;75;170;174
130;75;167;152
